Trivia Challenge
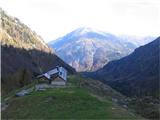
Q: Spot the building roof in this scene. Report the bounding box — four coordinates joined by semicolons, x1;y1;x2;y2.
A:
37;66;67;81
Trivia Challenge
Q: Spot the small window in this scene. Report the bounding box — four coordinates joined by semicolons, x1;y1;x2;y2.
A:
59;72;62;75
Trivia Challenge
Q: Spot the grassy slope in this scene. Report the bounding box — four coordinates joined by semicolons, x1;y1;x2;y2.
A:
2;75;144;119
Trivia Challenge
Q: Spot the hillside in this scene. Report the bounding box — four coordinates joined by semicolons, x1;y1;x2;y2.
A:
2;75;144;119
93;37;160;98
49;27;137;71
0;9;75;95
85;37;160;119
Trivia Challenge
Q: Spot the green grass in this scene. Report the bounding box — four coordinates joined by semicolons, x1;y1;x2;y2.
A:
2;75;143;119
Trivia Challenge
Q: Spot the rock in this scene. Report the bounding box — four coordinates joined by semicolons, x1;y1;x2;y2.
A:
16;90;29;97
112;98;118;103
15;87;33;97
1;102;9;111
122;104;128;108
36;88;46;91
35;84;49;91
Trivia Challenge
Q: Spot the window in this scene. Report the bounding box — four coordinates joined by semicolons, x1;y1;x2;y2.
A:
59;72;62;75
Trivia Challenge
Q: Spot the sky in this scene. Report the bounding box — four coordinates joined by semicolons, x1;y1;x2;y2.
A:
0;0;160;42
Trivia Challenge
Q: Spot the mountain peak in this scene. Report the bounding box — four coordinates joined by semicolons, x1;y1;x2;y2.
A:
74;27;102;35
49;27;138;71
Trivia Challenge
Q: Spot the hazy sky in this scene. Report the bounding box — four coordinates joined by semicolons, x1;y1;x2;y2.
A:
0;0;160;42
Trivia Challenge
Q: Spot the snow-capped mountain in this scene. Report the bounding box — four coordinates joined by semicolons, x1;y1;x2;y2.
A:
49;27;154;72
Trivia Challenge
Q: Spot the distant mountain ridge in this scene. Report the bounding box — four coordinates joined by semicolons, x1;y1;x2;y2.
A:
49;27;154;72
118;35;155;47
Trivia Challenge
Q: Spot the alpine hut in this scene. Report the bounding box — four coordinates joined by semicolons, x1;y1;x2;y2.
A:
37;66;67;86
